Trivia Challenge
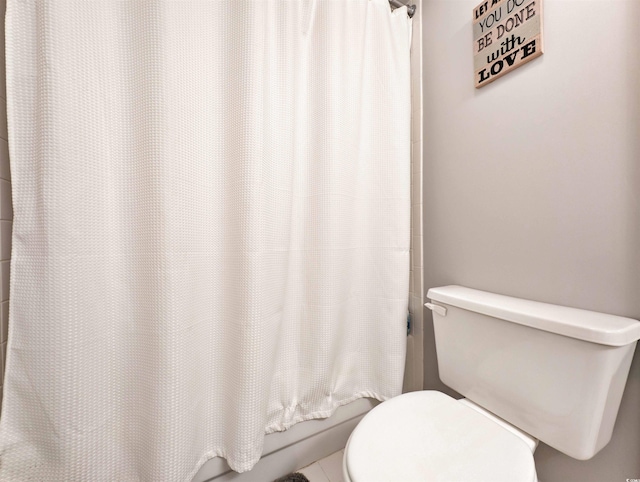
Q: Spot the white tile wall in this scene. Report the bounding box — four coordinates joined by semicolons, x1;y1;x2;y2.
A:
0;0;9;410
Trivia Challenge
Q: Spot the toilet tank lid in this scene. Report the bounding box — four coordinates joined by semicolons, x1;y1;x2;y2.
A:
427;286;640;347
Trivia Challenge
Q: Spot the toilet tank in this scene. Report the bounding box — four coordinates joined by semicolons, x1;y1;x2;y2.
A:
426;286;640;460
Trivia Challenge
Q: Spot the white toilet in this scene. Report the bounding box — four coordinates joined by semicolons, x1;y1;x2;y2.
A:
343;285;640;482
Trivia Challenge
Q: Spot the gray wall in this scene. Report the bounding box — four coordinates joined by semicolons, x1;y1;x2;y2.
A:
422;0;640;480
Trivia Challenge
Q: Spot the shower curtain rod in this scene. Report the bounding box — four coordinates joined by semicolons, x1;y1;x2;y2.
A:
389;0;416;18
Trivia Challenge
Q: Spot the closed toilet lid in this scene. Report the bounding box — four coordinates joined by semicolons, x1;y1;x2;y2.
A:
345;391;537;482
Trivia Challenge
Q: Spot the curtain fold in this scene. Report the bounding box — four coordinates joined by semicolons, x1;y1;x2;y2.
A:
0;0;411;479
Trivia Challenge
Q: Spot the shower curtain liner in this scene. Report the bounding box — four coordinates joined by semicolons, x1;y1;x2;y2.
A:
0;0;411;480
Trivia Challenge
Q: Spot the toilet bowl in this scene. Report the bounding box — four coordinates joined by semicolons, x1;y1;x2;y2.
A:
343;391;538;482
343;285;640;482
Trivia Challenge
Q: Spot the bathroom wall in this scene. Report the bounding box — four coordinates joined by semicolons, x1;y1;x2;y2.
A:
0;0;10;412
404;0;425;393
422;0;640;480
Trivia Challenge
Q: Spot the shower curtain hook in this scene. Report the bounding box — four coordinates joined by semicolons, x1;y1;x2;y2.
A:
389;0;417;18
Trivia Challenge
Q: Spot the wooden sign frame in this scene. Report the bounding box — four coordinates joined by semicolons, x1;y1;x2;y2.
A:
473;0;544;88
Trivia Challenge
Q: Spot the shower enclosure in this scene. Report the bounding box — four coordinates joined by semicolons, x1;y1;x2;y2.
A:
0;0;424;480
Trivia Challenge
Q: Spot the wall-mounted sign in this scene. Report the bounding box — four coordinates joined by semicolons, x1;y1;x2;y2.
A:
473;0;543;88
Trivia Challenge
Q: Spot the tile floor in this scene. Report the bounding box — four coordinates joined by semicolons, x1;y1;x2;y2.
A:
297;450;344;482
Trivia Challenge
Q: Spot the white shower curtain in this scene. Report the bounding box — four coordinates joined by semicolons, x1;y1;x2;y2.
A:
0;0;411;480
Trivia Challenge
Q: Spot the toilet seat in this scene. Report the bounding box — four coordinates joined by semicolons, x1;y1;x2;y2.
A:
344;391;537;482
